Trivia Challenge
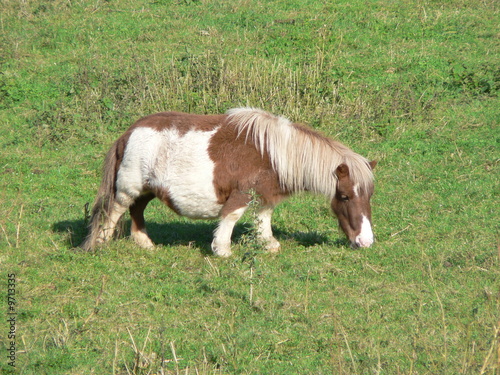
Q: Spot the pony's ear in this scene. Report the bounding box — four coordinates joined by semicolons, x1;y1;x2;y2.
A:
369;160;377;170
335;163;349;178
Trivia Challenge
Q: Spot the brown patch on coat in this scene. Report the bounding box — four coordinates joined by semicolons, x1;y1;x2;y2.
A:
208;120;287;214
129;193;155;233
130;112;225;135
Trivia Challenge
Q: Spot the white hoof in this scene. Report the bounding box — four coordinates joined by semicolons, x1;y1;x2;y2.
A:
132;231;155;249
264;238;281;253
211;241;232;257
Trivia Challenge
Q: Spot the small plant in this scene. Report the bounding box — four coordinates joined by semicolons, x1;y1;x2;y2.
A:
239;189;266;264
445;62;500;96
237;189;267;309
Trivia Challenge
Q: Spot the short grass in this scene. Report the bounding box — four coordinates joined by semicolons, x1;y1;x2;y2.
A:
1;0;499;374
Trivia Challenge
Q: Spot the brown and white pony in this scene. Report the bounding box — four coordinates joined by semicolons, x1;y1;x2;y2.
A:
80;108;376;256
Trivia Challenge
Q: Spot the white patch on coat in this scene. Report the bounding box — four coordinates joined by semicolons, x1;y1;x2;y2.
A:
355;215;374;248
116;126;223;219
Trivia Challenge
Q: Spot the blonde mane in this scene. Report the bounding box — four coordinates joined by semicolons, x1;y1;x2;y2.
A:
227;108;373;198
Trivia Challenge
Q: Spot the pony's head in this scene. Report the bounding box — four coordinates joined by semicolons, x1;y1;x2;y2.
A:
331;160;377;248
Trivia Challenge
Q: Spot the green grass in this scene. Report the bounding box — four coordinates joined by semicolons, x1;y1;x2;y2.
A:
1;0;499;373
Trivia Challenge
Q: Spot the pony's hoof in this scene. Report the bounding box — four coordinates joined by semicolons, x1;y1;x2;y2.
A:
265;238;281;253
213;249;232;257
211;242;232;257
267;245;281;253
132;231;155;249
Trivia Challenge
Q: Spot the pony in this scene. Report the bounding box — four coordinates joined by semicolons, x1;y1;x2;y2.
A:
80;108;376;256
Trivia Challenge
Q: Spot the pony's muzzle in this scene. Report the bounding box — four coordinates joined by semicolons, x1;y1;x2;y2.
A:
353;215;374;248
354;236;374;248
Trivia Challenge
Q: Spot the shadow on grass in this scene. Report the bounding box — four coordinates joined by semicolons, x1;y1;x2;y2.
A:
53;219;331;255
280;230;330;247
53;219;217;255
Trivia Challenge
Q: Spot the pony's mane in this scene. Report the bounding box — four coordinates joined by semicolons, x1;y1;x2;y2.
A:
226;108;373;198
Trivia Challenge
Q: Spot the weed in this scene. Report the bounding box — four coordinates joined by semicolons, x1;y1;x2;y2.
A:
238;190;266;261
445;62;500;96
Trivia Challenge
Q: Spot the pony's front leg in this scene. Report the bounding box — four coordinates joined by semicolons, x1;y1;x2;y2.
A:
212;206;247;257
256;207;281;253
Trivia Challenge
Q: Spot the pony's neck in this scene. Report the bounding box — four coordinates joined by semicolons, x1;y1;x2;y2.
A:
227;108;372;198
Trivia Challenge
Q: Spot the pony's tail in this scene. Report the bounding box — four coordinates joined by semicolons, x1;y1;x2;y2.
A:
79;140;121;251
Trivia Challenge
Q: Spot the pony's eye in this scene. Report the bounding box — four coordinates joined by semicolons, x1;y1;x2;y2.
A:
340;194;349;201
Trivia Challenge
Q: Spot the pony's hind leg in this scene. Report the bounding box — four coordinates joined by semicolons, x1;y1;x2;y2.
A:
95;201;129;246
256;206;281;253
129;193;156;249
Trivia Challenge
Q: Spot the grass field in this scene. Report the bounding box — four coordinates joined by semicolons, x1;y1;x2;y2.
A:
1;0;499;373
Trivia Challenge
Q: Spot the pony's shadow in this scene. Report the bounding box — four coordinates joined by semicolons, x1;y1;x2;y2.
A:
53;219;329;255
53;219;219;255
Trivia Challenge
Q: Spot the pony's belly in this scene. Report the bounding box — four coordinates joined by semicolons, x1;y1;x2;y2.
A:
169;191;223;219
